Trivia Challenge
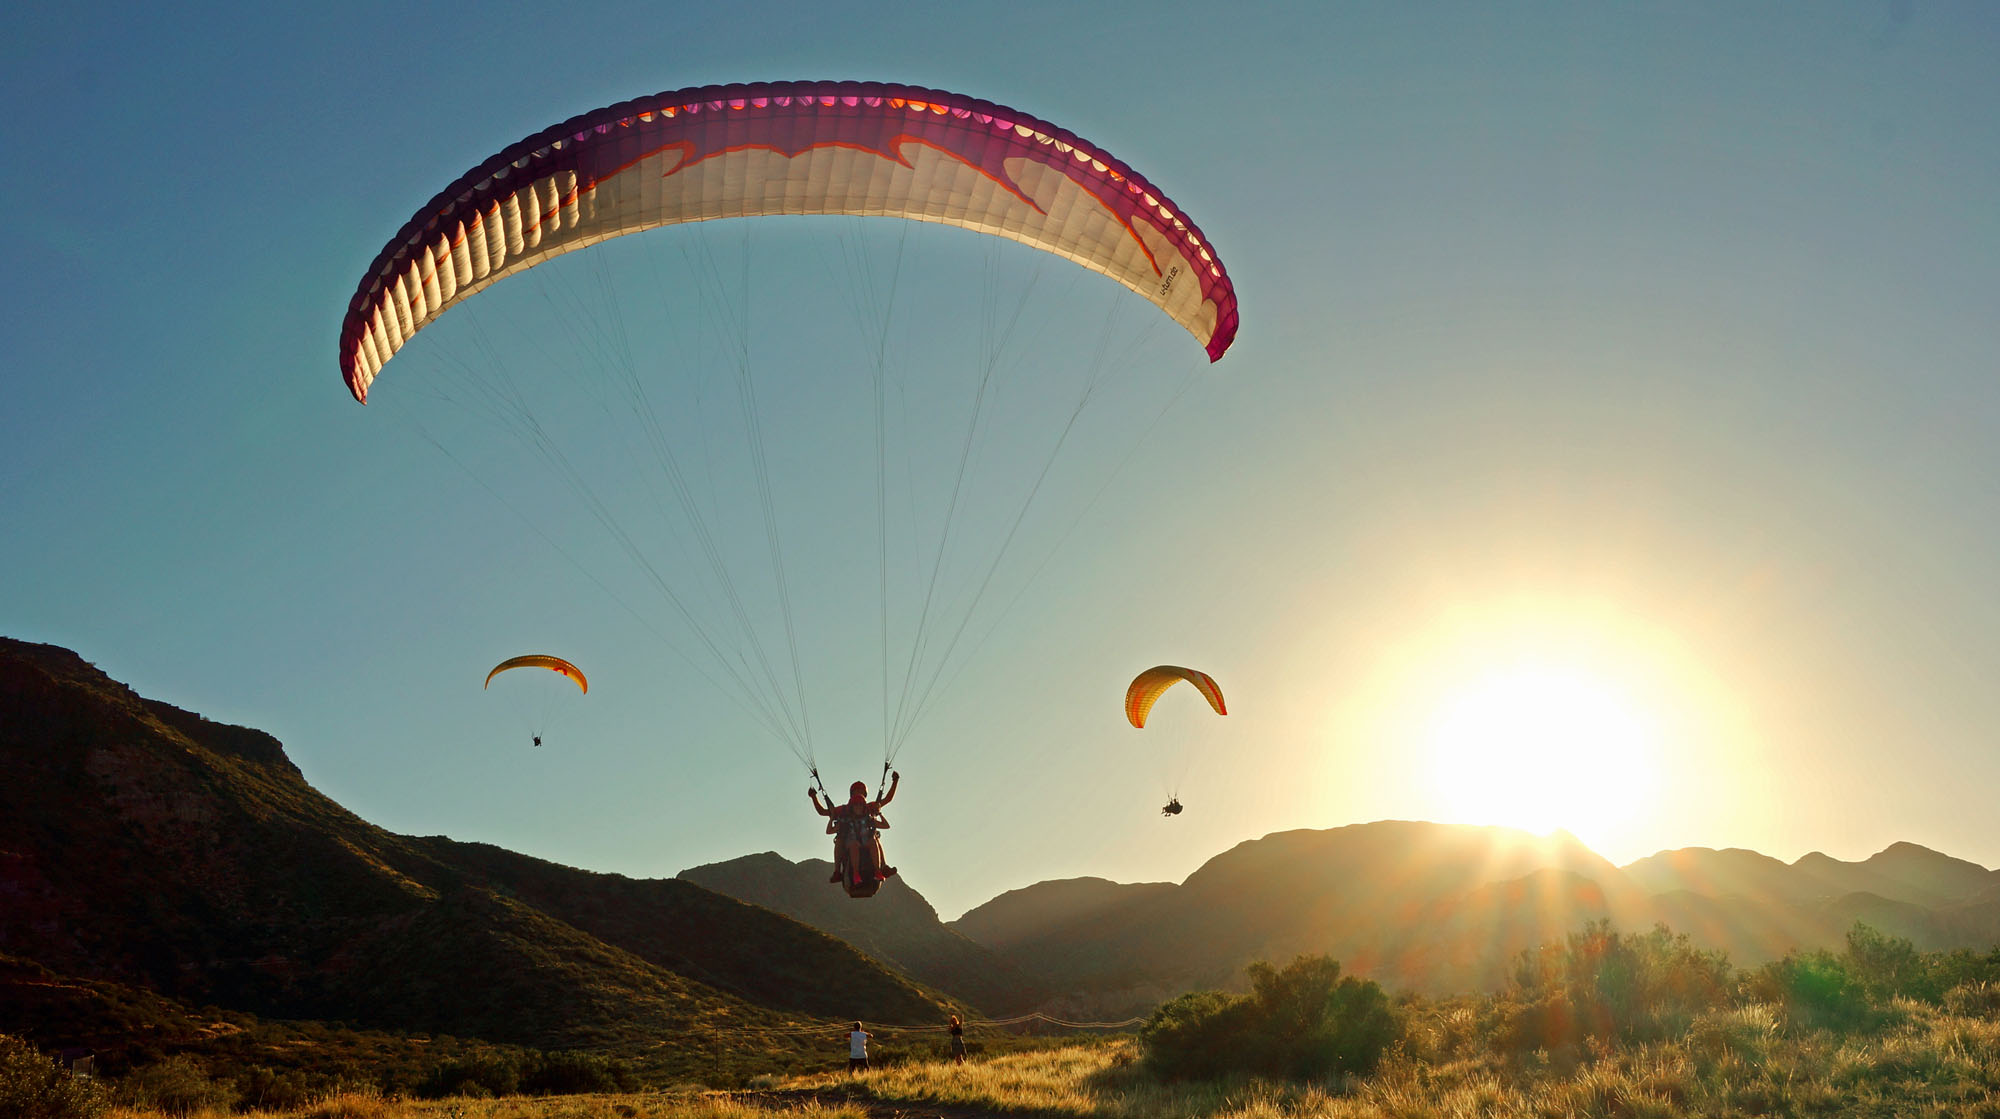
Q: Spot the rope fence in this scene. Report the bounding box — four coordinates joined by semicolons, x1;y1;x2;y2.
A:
862;1012;1147;1034
661;1010;1146;1045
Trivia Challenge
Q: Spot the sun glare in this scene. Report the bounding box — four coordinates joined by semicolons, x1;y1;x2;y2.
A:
1422;663;1660;850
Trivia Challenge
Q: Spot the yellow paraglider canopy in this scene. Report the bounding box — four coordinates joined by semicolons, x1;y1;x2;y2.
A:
484;655;588;694
1124;665;1224;729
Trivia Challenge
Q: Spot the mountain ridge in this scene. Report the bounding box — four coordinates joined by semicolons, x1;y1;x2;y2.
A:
936;824;2000;1014
0;636;955;1069
8;634;2000;1055
678;851;1048;1014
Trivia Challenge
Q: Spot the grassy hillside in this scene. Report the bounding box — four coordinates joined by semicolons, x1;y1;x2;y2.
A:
0;638;951;1066
424;840;953;1023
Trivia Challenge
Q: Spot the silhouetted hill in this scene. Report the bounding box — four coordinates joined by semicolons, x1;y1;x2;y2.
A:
958;823;1654;1012
678;852;1045;1014
965;822;2000;1011
0;637;950;1067
421;839;952;1021
1831;842;2000;907
1626;843;2000;918
1625;847;1829;903
1818;891;1945;947
952;878;1176;952
1643;887;1828;966
12;634;2000;1051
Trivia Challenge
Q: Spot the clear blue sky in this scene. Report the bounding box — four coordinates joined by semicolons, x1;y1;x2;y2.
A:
5;2;1998;920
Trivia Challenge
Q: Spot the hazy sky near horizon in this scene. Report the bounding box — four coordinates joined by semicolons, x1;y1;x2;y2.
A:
5;2;1998;920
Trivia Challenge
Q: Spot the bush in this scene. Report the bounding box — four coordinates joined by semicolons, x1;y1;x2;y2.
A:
1141;989;1252;1080
293;1091;388;1119
1928;947;2000;997
411;1049;636;1098
1843;924;1943;1004
0;1035;106;1119
1685;1003;1780;1064
119;1055;237;1116
1399;998;1483;1064
520;1050;637;1095
1241;955;1400;1079
1501;921;1732;1051
232;1065;316;1112
1490;991;1578;1056
413;1054;521;1099
1141;955;1399;1082
1943;981;2000;1019
1745;950;1878;1033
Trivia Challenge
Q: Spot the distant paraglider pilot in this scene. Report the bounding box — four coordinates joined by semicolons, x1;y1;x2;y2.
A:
485;655;585;750
810;773;899;889
1128;667;1222;823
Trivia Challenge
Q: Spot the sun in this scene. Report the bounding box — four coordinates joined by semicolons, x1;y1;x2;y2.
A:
1422;662;1660;849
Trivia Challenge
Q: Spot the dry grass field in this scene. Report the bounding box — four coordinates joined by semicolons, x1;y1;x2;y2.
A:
82;999;2000;1119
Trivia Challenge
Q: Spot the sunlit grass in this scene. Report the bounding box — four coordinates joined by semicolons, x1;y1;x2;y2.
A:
86;998;2000;1119
104;1092;866;1119
790;1040;1134;1115
779;1002;2000;1118
790;1038;1378;1118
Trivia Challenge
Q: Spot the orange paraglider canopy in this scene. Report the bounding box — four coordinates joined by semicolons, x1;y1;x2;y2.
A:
1125;665;1224;728
484;655;588;694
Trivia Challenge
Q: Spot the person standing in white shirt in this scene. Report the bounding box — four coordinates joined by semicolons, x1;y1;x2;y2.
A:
848;1022;871;1072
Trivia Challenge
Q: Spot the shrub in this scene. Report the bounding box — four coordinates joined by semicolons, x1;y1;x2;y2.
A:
1943;981;2000;1019
1685;1003;1780;1064
1745;950;1877;1033
0;1035;106;1119
520;1050;637;1095
1502;921;1731;1050
411;1049;636;1098
1141;989;1253;1080
119;1055;237;1116
413;1054;520;1099
1141;955;1399;1082
293;1091;388;1119
1490;991;1578;1055
1241;955;1400;1079
1399;998;1483;1064
1927;947;2000;996
232;1065;316;1113
1843;924;1943;1004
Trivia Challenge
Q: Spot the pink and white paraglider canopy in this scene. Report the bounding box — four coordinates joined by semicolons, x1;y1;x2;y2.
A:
340;80;1238;401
